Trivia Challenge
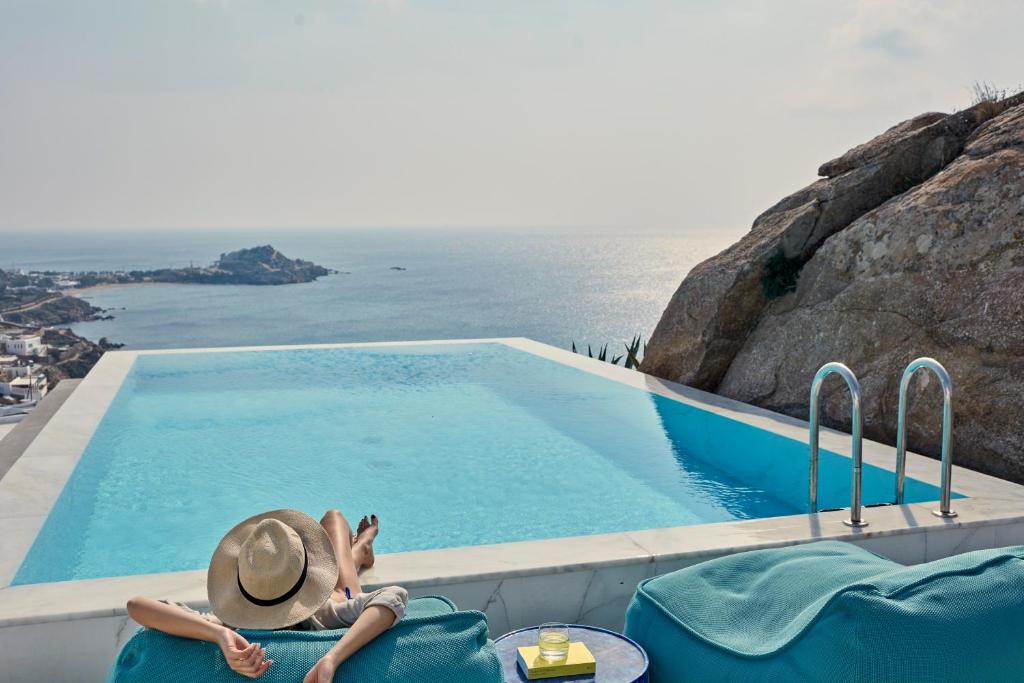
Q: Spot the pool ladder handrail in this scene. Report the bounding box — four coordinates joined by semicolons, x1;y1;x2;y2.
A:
894;357;957;518
808;362;868;528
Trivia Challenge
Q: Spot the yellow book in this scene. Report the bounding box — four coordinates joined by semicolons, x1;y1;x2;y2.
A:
516;641;596;680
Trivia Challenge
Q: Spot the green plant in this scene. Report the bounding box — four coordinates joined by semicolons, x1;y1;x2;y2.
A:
761;249;804;299
623;334;646;369
571;335;646;370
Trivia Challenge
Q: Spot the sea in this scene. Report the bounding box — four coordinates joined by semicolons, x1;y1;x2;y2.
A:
2;228;738;351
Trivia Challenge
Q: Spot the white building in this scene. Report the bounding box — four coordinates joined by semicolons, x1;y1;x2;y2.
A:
0;373;48;401
1;364;33;378
0;333;46;357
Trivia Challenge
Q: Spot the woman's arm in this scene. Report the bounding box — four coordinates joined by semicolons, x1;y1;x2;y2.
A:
303;605;396;683
126;597;272;679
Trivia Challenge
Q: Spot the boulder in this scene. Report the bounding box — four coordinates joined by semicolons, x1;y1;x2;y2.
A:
643;94;1024;481
643;100;1013;388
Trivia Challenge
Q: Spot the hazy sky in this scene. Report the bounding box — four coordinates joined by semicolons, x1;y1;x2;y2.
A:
1;1;1022;233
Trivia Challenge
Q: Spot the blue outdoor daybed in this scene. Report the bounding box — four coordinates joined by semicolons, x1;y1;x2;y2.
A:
109;595;502;682
624;540;1024;682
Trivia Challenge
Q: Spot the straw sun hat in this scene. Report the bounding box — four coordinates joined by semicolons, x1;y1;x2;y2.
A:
208;509;339;630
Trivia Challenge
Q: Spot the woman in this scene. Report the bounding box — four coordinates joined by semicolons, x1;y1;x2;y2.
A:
127;508;408;682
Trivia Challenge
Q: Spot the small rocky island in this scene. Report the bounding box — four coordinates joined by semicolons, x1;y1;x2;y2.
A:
74;245;333;287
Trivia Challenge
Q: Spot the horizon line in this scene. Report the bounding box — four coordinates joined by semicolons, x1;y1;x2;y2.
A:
1;224;738;234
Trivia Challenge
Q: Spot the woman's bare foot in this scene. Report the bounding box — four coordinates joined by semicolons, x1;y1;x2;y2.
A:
352;514;378;570
351;515;371;545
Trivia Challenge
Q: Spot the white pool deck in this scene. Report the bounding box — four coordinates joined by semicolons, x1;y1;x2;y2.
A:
2;338;1024;682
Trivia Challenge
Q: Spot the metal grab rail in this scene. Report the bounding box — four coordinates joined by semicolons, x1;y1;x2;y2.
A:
808;362;868;528
895;357;957;518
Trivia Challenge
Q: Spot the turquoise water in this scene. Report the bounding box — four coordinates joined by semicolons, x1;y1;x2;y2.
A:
14;343;948;585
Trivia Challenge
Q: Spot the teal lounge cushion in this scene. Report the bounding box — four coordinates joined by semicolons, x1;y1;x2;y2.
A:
624;540;1024;682
108;596;503;683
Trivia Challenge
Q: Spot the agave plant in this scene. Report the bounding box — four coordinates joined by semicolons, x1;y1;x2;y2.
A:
623;334;646;370
572;335;644;369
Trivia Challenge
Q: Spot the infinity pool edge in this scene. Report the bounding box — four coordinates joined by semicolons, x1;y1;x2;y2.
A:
2;338;1024;681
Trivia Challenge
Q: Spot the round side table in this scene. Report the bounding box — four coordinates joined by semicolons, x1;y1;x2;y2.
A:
494;624;649;682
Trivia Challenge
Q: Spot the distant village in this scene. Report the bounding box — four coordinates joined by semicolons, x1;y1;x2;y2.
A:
0;266;117;422
0;330;49;403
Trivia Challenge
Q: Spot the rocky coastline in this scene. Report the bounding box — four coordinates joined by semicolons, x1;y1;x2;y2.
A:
0;295;105;327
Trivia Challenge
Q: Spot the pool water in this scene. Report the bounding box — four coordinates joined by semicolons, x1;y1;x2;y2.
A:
14;343;947;584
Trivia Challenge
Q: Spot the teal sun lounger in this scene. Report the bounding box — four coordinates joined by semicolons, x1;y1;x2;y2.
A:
109;596;502;682
624;540;1024;682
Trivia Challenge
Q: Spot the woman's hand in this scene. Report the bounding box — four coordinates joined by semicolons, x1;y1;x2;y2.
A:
218;628;272;679
303;652;340;683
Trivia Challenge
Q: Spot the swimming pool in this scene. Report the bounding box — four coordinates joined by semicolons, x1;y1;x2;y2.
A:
12;340;949;585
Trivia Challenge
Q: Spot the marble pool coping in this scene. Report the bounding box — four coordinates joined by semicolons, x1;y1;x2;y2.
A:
1;337;1023;629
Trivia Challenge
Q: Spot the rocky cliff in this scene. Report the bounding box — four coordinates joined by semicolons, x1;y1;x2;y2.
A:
643;92;1024;482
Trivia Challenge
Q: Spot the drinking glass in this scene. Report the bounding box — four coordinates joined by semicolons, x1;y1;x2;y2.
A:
537;623;570;661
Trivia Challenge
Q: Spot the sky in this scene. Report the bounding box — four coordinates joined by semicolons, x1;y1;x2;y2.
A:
1;0;1022;234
